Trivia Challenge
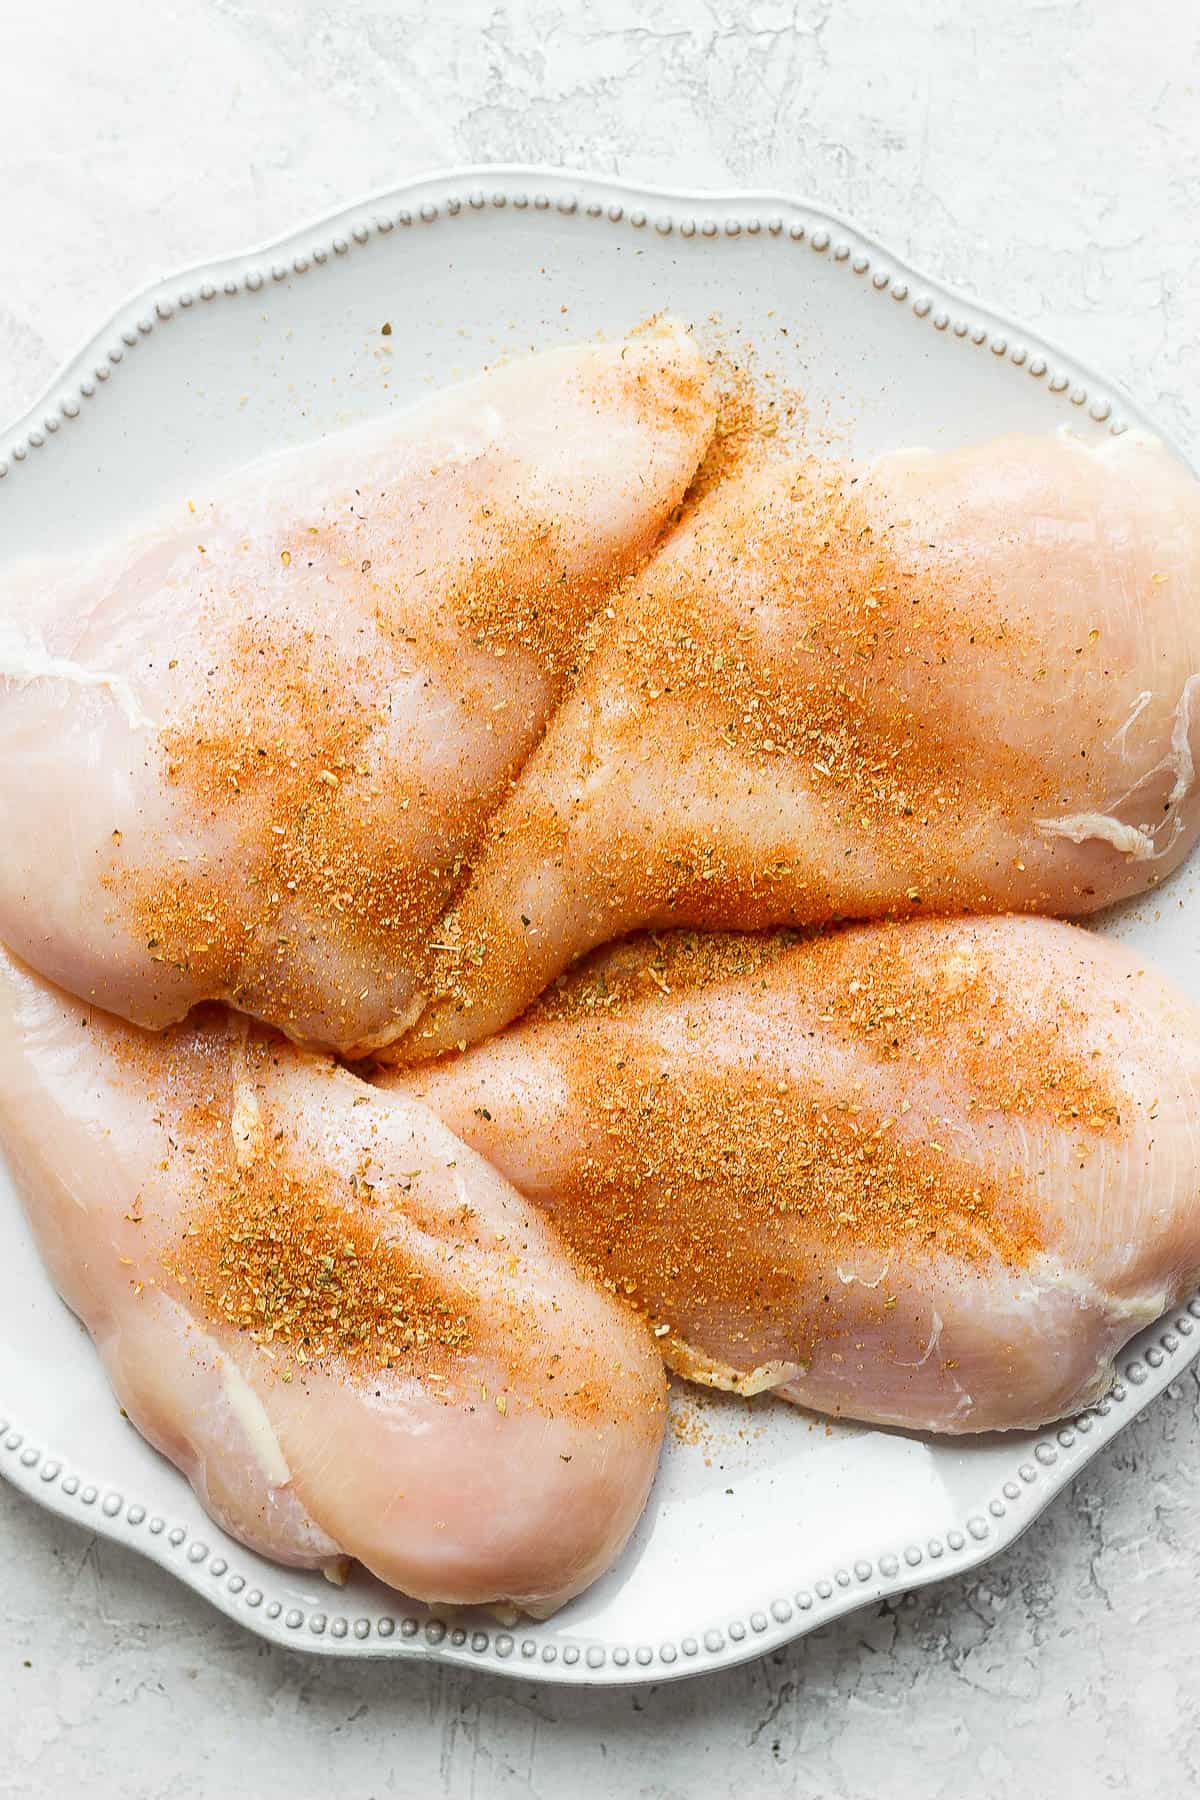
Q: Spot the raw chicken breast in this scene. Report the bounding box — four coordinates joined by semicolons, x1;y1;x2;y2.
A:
0;945;665;1613
399;432;1200;1060
0;319;713;1056
390;916;1200;1433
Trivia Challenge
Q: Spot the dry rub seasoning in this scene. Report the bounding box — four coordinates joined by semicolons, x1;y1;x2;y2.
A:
109;334;715;1051
476;924;1131;1379
416;451;1078;1043
166;1161;475;1374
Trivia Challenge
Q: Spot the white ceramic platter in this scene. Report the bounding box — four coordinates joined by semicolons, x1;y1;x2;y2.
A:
2;167;1199;1688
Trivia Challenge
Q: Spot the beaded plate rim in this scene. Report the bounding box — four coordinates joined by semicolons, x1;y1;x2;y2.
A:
0;164;1195;1686
2;1303;1198;1684
2;162;1184;480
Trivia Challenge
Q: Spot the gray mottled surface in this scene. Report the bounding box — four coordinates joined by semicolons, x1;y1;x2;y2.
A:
2;1;1198;1793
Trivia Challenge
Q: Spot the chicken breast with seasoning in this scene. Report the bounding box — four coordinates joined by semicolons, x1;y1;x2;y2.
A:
398;431;1200;1060
0;319;714;1056
0;944;666;1614
389;916;1200;1433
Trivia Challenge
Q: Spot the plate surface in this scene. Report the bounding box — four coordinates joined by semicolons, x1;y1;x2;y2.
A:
2;166;1199;1687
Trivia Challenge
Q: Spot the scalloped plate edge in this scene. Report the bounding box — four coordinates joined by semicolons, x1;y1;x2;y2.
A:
3;1298;1197;1684
1;163;1190;477
1;165;1196;1686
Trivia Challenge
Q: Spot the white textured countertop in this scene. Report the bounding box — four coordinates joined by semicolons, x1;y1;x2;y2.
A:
2;3;1199;1794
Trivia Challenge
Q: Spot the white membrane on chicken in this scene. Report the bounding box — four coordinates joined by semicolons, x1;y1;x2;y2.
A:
399;432;1200;1060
